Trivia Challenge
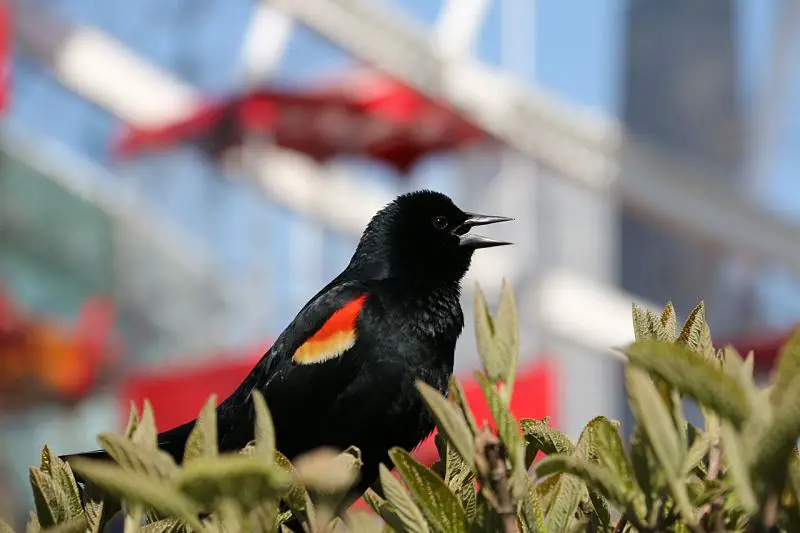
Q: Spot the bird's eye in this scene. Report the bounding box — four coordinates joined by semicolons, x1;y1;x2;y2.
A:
432;215;448;230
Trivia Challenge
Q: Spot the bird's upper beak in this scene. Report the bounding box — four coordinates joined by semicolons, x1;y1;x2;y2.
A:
456;212;514;249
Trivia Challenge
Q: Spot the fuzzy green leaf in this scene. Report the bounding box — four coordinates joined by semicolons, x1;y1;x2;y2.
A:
543;470;583;533
771;329;800;408
378;464;430;533
591;418;645;518
475;372;526;496
520;418;575;457
749;373;800;485
496;278;520;399
416;381;475;469
0;520;14;533
632;304;663;341
389;448;468;533
626;366;696;525
272;450;311;519
294;446;361;497
474;285;507;384
139;517;186;533
97;433;177;480
535;456;627;513
676;302;707;354
660;302;677;340
720;420;757;514
364;489;411;533
251;390;275;463
29;469;66;527
520;478;546;533
683;431;712;476
626;340;750;427
123;402;140;440
132;400;159;449
447;377;479;436
38;447;83;520
176;455;290;510
69;459;204;531
183;395;218;464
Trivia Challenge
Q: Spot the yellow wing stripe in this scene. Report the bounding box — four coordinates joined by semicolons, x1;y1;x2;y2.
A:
293;330;357;365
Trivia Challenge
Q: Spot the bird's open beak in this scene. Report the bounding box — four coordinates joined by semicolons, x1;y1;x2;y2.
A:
457;212;514;249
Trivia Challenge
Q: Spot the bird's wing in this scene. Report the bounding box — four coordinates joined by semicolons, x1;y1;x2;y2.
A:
214;280;377;452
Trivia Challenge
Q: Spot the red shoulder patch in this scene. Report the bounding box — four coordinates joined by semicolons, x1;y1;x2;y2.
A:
292;294;367;365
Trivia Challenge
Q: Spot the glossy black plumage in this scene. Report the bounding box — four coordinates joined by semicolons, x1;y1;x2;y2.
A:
62;189;511;503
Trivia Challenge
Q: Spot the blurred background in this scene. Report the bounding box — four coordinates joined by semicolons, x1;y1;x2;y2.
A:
2;0;800;525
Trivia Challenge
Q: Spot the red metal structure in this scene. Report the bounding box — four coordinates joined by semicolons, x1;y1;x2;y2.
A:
115;68;489;173
0;288;120;409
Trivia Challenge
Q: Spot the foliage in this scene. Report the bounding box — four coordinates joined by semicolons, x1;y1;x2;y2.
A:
3;281;800;531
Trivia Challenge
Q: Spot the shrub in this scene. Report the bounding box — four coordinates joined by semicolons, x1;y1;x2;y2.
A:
3;281;800;532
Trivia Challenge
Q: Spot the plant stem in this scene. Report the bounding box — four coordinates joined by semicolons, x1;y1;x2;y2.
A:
474;426;518;533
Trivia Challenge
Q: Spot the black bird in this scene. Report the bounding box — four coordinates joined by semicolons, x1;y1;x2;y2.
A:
62;189;511;504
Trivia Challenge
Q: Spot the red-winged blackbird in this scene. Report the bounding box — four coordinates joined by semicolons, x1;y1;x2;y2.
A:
62;189;511;506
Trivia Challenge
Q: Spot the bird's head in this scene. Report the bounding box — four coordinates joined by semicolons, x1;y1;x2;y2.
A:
350;190;512;284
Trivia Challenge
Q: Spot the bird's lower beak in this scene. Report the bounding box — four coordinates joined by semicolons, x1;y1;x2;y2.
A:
457;212;513;249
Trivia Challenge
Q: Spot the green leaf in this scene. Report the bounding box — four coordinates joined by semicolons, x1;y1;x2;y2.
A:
626;366;696;525
389;448;468;533
770;329;800;407
474;373;525;496
378;464;430;533
520;418;575;457
495;278;520;401
416;381;475;469
97;433;178;480
632;304;669;342
293;447;361;496
183;395;218;464
123;402;140;440
720;420;757;514
69;459;204;531
591;418;645;518
272;451;310;519
176;455;290;510
0;519;15;533
660;302;677;340
520;478;546;533
683;430;712;475
447;377;479;436
542;469;583;533
748;373;800;485
139;517;187;533
625;340;750;427
723;347;760;410
535;456;626;513
474;284;505;383
29;468;66;527
251;390;275;462
132;400;159;449
364;489;412;533
38;446;83;520
676;302;707;354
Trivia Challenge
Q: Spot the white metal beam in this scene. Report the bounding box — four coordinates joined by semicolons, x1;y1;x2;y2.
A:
434;0;491;58
265;0;800;280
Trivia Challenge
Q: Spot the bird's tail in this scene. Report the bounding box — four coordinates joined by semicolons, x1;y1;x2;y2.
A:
60;419;196;484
